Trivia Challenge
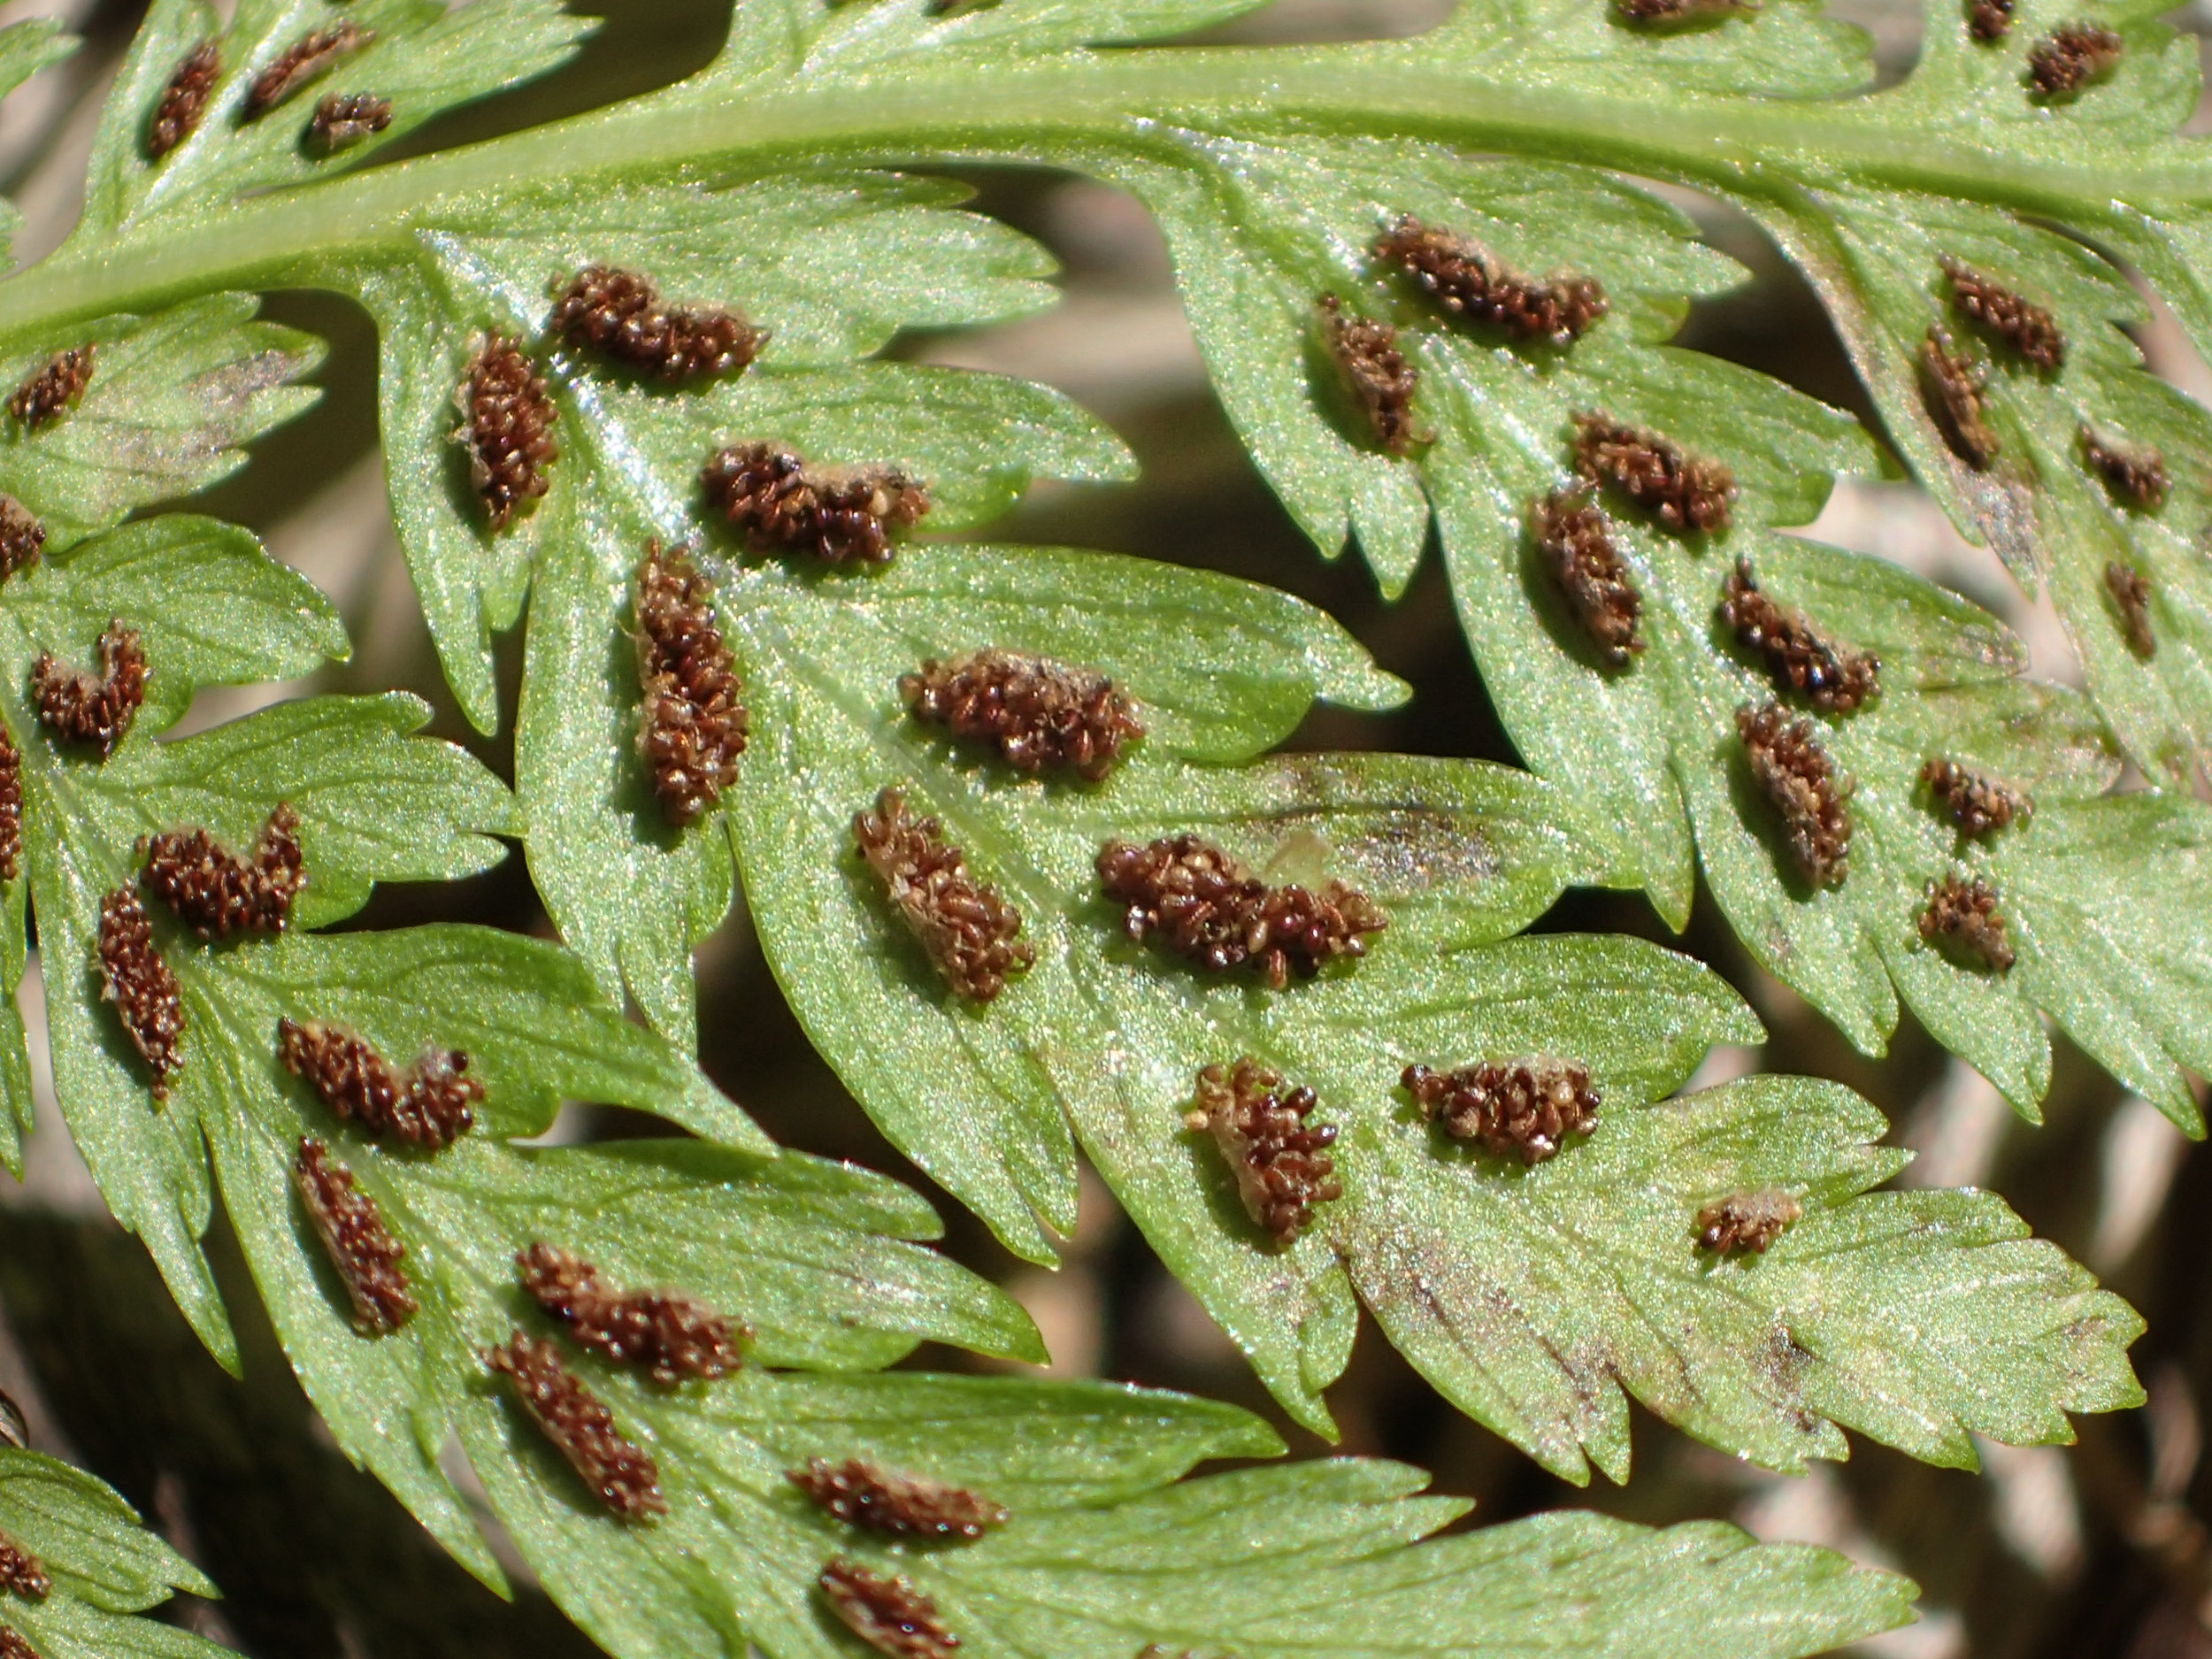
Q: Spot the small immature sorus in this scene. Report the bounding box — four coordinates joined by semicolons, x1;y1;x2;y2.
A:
32;620;144;758
700;442;929;565
1919;757;2032;837
1918;326;1998;469
1187;1057;1341;1246
1371;215;1608;346
293;1136;416;1335
1095;834;1386;990
634;542;747;825
455;334;557;531
1695;1188;1804;1255
1610;0;1756;23
1531;488;1642;666
147;39;219;158
0;496;45;582
1571;411;1735;534
550;265;763;382
2106;560;2156;657
1402;1056;1600;1164
789;1458;1009;1540
1967;0;2014;39
1317;293;1423;456
140;803;304;941
0;1533;46;1601
518;1242;746;1386
7;346;93;431
1939;257;2064;372
1717;559;1880;713
818;1560;960;1659
309;92;391;152
2080;427;2168;510
243;23;373;119
900;649;1143;780
1919;873;2016;972
1737;702;1852;887
854;787;1033;1002
96;887;182;1097
485;1332;667;1522
277;1018;481;1150
2028;20;2123;95
0;730;19;883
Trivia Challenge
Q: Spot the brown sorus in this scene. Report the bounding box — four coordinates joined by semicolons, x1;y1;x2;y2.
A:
634;542;747;824
0;497;44;582
1718;559;1880;713
1096;833;1386;990
900;649;1143;780
32;620;144;758
1188;1056;1341;1246
147;39;219;158
550;265;763;382
1317;294;1422;456
1571;411;1734;534
1696;1188;1804;1254
2106;560;2156;657
1919;326;1998;469
789;1457;1009;1540
1372;216;1607;346
0;1533;46;1601
454;334;557;531
1919;758;2032;837
2028;21;2122;95
1611;0;1756;22
853;788;1033;1002
2080;427;2168;510
8;346;93;431
242;23;373;119
277;1017;480;1150
1532;488;1642;666
1939;257;2065;371
1967;0;2014;37
485;1332;667;1522
1402;1056;1600;1164
0;730;19;884
293;1135;416;1334
1737;702;1853;887
818;1560;959;1659
96;887;182;1098
517;1242;745;1386
1919;873;2016;972
140;803;304;941
700;442;929;565
308;91;391;151
0;1631;35;1659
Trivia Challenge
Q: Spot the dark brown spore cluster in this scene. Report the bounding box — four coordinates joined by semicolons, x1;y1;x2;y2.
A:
1718;560;1880;713
819;1560;960;1659
455;334;557;531
0;1533;47;1601
550;265;763;382
309;92;391;152
0;732;19;884
1317;293;1422;456
2106;561;2156;657
1372;216;1608;346
1532;488;1642;666
2029;21;2123;95
1695;1188;1804;1254
278;1018;480;1150
147;40;219;158
789;1457;1009;1540
1737;703;1852;887
1571;411;1735;534
485;1332;667;1521
1967;0;2014;38
854;787;1033;1002
0;1629;35;1659
1402;1056;1600;1164
1919;326;1998;469
900;649;1143;780
0;497;44;583
1187;1057;1341;1246
634;542;747;825
140;803;304;940
96;887;182;1099
8;346;93;431
1920;758;2032;837
1919;874;2016;972
1096;834;1386;990
243;23;373;119
700;442;930;565
33;621;145;758
1939;257;2064;371
294;1136;416;1334
518;1242;745;1386
2080;427;2168;510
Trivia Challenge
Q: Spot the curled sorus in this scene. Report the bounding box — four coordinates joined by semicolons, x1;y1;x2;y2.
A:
789;1457;1009;1540
277;1017;480;1150
1919;758;2032;837
0;496;44;583
7;346;92;431
1317;293;1423;456
242;23;373;119
1695;1188;1803;1254
1717;559;1879;713
2106;561;2155;657
0;1532;46;1601
854;787;1033;1002
700;442;929;565
1939;257;2065;372
518;1242;746;1386
1918;326;1998;469
146;39;219;158
293;1135;416;1335
634;541;748;825
1736;702;1852;887
485;1332;667;1522
1187;1056;1341;1247
1371;215;1607;346
900;648;1143;780
549;265;763;382
32;620;145;758
309;91;391;152
2028;20;2122;96
818;1560;960;1659
2079;427;2168;511
1531;487;1642;667
454;334;557;531
140;803;304;941
0;730;19;884
1571;411;1734;534
96;887;183;1100
1402;1056;1599;1164
1919;873;2016;972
